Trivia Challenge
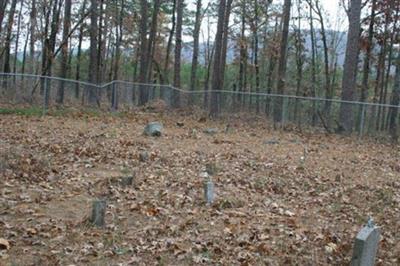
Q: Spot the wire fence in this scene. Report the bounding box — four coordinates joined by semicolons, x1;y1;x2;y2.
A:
1;72;399;140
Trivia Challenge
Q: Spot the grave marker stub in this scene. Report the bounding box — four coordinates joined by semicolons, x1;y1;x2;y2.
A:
351;223;380;266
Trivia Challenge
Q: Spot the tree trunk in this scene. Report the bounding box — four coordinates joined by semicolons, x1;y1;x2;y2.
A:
163;0;176;84
219;0;233;111
3;0;17;74
313;1;331;119
203;15;213;109
189;0;202;103
138;0;149;105
112;0;125;110
381;12;399;131
146;0;161;83
21;25;30;75
238;1;247;109
29;0;36;74
253;0;260;114
88;0;99;104
358;0;376;132
57;0;72;104
389;51;400;142
75;0;87;98
0;0;9;36
294;0;304;124
173;0;184;107
273;0;291;123
308;1;318;125
339;0;362;133
210;0;227;117
12;0;23;77
265;16;280;116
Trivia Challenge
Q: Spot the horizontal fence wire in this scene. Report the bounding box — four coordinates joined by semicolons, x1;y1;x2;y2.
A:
1;72;399;140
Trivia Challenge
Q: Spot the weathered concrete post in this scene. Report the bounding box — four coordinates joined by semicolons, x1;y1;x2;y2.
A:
351;218;381;266
90;199;107;227
201;171;214;205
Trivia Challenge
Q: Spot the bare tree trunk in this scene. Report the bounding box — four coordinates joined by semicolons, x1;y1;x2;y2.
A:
294;0;304;124
358;0;376;132
265;16;280;116
339;0;362;133
21;25;30;75
75;0;87;98
0;0;9;36
203;15;213;109
308;1;318;125
189;0;202;104
210;0;227;117
112;0;125;110
97;0;105;83
389;50;400;142
253;0;260;114
310;1;331;118
375;16;389;131
3;0;17;74
57;0;72;104
273;0;291;123
238;1;247;109
88;0;99;104
163;0;176;84
219;0;233;112
12;0;23;77
146;0;161;83
382;12;399;130
42;0;63;78
173;0;184;107
138;0;149;105
29;0;36;74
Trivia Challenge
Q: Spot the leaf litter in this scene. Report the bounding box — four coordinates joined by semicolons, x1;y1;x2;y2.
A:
0;110;399;265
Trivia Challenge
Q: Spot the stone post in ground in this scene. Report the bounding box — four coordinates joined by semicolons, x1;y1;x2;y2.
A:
351;218;381;266
90;199;107;227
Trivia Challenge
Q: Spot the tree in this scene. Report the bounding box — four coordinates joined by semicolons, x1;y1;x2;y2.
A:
57;0;73;104
111;0;125;110
273;0;292;123
29;0;37;74
88;0;99;104
358;0;376;129
0;0;9;37
210;0;233;117
12;0;24;77
3;0;17;74
75;0;88;98
389;49;400;142
163;0;177;84
189;0;203;102
138;0;149;105
339;0;362;133
173;0;184;107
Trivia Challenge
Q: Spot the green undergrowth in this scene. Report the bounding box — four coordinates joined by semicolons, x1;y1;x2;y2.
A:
0;106;127;118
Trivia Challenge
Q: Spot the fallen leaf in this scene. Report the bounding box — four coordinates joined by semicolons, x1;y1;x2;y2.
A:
0;238;10;250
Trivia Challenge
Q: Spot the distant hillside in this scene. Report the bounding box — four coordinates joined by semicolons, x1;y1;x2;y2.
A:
182;29;348;66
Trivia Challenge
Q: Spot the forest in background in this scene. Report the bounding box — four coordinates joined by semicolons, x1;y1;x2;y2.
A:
0;0;399;137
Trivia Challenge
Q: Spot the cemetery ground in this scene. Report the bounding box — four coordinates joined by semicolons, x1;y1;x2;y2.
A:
0;104;399;265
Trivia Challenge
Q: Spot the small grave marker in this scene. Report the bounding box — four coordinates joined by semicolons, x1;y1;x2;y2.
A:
119;176;134;187
144;122;163;137
90;200;107;227
201;171;214;205
351;218;380;266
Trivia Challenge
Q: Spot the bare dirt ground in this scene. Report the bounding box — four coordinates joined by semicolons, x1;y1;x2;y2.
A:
0;107;399;265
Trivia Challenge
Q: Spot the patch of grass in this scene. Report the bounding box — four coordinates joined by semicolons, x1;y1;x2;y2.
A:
0;107;42;116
